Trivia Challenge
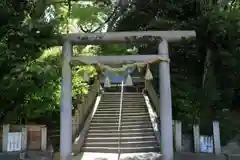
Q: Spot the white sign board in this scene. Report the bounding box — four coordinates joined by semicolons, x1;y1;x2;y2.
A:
200;135;213;153
7;132;22;152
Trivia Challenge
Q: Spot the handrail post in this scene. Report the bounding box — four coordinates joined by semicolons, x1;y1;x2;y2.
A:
118;81;124;156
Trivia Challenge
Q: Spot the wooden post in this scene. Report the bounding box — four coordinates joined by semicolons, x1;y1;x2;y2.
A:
41;126;47;151
174;120;182;152
193;124;200;152
21;127;28;151
2;124;10;152
213;121;221;154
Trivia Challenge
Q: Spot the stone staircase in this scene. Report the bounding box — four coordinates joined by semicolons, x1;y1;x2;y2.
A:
81;92;160;153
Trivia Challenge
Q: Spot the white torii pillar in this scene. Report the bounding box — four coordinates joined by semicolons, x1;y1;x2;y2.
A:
60;31;196;160
61;41;72;160
158;39;173;160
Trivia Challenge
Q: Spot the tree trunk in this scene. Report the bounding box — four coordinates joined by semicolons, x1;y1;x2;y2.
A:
200;44;218;134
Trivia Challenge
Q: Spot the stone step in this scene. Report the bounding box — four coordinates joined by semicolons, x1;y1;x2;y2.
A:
97;107;146;110
81;146;160;153
95;109;148;114
101;96;144;98
101;98;144;101
90;121;152;127
95;112;148;115
93;114;149;121
101;96;143;99
98;107;147;110
83;141;158;148
85;135;156;142
94;113;149;118
98;104;146;107
100;100;145;103
91;117;150;123
101;94;143;99
101;97;144;99
98;103;146;106
98;106;146;108
102;93;143;96
100;100;145;102
100;103;145;105
89;124;153;130
87;131;155;138
81;92;159;154
103;92;142;94
93;114;149;119
88;127;154;133
102;95;143;98
96;107;147;111
102;94;143;96
102;95;143;97
90;120;151;124
100;100;146;103
97;108;146;111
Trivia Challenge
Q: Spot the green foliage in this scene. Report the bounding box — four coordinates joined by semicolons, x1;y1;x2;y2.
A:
197;8;240;51
0;0;100;124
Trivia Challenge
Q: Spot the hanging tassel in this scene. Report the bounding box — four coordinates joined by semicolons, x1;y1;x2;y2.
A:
145;64;153;80
137;65;141;73
83;71;89;81
137;63;145;73
104;76;111;87
136;63;141;73
125;74;133;86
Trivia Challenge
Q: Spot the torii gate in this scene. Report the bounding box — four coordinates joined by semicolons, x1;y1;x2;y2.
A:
60;31;196;160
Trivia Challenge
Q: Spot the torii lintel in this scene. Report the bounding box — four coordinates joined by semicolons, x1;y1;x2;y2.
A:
63;30;196;45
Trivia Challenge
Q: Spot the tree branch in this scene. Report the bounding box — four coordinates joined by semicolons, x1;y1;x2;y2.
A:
79;6;119;33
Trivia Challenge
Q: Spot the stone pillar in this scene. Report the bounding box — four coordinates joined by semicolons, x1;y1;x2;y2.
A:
174;120;182;152
21;127;28;151
2;124;10;152
158;39;174;160
60;40;72;160
41;126;47;151
213;121;221;154
193;124;200;152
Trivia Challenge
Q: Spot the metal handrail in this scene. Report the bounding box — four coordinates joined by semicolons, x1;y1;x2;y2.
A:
118;81;124;155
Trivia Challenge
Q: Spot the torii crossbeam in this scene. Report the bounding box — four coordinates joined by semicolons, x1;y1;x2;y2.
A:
60;31;196;160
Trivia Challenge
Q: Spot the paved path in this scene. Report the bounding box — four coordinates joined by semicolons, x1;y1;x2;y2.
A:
79;152;162;160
